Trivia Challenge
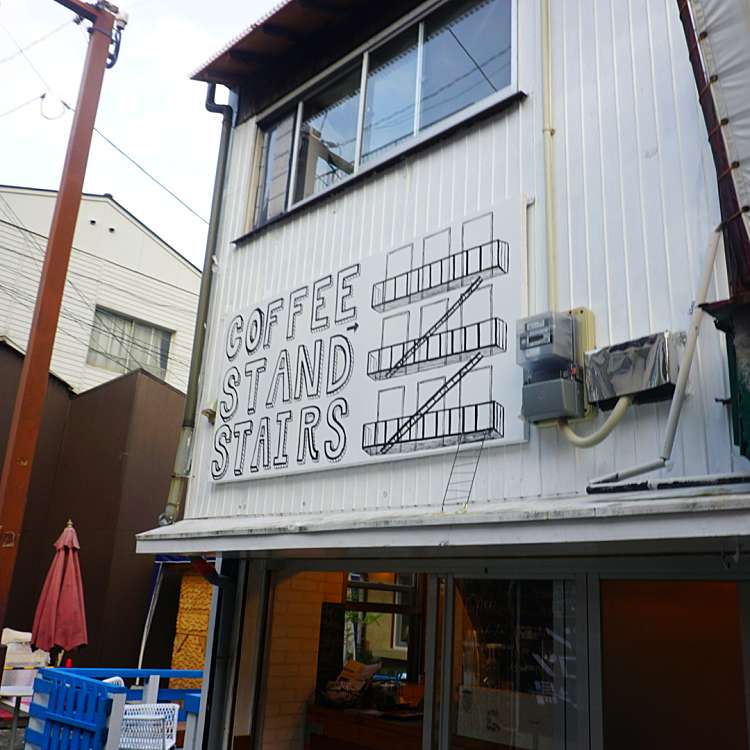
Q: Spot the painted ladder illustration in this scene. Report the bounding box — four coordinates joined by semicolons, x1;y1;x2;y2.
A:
379;352;484;455
442;436;486;509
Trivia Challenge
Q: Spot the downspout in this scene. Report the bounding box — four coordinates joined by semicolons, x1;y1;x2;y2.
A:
159;83;234;526
542;0;632;446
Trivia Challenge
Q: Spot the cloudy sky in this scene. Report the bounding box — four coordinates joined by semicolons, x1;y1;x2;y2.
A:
0;0;280;267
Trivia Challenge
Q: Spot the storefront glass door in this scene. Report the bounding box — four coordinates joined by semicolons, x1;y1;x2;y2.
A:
439;577;580;750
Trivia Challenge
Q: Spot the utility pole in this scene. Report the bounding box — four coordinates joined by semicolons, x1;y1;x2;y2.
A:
0;1;126;628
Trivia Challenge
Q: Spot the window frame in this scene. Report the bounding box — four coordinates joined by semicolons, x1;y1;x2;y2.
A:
250;0;518;231
86;305;173;380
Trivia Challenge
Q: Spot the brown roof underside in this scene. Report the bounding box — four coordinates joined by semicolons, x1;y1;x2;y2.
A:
194;0;425;118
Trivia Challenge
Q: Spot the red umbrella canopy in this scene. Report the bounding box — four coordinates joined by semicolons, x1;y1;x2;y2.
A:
32;521;88;652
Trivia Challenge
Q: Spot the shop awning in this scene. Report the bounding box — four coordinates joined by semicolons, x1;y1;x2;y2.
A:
136;492;750;557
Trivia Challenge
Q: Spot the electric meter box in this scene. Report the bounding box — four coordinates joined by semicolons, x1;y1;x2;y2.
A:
517;312;586;423
516;313;576;372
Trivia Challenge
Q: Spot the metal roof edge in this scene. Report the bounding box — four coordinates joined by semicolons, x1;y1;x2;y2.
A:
190;0;293;81
135;491;750;555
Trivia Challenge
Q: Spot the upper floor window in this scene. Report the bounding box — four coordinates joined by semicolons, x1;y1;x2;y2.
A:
252;0;515;229
87;307;172;380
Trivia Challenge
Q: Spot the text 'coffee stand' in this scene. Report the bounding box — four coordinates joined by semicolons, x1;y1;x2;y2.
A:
212;200;526;482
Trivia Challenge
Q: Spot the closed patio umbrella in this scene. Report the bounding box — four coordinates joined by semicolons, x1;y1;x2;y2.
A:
31;520;88;655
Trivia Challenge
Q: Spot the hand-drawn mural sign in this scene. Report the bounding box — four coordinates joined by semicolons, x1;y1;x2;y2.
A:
210;199;526;483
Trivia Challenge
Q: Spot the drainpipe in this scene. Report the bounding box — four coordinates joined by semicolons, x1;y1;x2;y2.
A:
159;83;234;526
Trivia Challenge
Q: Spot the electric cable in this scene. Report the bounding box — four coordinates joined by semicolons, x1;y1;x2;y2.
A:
0;283;189;390
0;93;45;121
0;199;193;375
2;20;209;225
0;247;195;368
0;20;73;66
0;216;199;301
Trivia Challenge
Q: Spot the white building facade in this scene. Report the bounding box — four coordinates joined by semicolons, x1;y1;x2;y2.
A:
0;185;200;393
138;1;750;748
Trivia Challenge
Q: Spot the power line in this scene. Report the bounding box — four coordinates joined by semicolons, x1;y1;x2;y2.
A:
0;272;192;374
0;93;45;121
0;217;200;298
0;20;73;66
0;20;58;94
0;196;192;377
2;19;210;225
84;117;210;225
0;261;194;366
0;288;190;391
0;231;200;328
0;283;189;389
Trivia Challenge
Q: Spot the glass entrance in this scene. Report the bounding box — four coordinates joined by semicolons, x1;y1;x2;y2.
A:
444;578;579;749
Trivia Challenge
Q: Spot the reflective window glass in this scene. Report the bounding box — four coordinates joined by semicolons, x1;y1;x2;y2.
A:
361;28;419;164
420;0;512;131
254;112;295;226
450;578;578;748
295;65;362;201
87;307;171;380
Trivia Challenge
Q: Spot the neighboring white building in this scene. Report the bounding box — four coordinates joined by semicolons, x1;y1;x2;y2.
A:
0;185;200;393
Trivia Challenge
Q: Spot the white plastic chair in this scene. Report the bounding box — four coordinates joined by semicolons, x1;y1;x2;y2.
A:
118;702;179;750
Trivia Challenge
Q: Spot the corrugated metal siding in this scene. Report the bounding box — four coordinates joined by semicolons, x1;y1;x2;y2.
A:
186;0;744;521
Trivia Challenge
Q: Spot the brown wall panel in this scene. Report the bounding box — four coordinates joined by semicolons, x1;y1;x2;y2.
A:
601;580;748;750
4;358;184;668
2;345;71;631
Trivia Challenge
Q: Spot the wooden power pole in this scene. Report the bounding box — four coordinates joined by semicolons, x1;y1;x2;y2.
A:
0;1;125;628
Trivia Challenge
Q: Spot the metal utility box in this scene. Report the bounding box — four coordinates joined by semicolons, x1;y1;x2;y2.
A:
517;312;586;422
521;378;584;422
585;331;685;410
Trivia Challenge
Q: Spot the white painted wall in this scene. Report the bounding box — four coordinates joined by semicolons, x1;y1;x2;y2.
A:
185;0;746;521
0;186;200;392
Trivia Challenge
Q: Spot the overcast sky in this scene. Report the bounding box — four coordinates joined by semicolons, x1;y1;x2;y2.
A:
0;0;280;268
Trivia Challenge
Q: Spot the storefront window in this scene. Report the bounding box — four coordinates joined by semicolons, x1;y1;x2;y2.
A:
449;579;578;749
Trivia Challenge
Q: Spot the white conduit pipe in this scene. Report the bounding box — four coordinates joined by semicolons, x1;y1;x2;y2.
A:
541;0;630;447
541;0;558;313
589;228;723;483
558;395;633;448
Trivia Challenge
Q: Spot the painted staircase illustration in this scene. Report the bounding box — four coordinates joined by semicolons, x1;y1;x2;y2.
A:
371;239;509;312
363;232;508;456
363;352;506;455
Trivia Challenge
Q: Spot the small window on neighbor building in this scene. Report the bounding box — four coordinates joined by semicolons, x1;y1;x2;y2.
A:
87;307;171;380
254;111;296;227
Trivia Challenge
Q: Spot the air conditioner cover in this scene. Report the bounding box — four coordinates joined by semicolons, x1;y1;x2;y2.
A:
585;331;686;409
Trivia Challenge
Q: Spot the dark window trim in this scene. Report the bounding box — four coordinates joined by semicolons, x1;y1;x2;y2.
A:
233;90;526;248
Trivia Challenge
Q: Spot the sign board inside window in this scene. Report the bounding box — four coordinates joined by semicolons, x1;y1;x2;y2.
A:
211;198;526;483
